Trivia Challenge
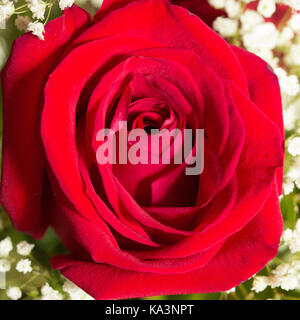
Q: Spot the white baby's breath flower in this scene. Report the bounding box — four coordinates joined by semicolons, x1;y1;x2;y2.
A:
287;0;300;10
243;23;279;51
283;178;294;195
283;228;294;242
276;27;294;47
288;14;300;32
213;17;238;37
0;236;13;257
252;48;278;69
257;0;276;18
208;0;226;9
282;218;300;253
63;280;94;300
6;287;22;300
283;103;299;131
266;276;282;288
289;235;300;253
224;0;242;19
16;241;34;256
275;67;287;81
287;157;300;184
291;260;300;272
59;0;74;11
287;236;300;254
288;137;300;156
16;259;32;274
0;1;14;29
41;283;63;300
280;274;299;290
252;276;268;292
226;287;236;294
14;15;31;31
273;264;289;276
26;0;45;20
285;44;300;66
0;258;11;272
275;67;299;96
240;10;264;34
27;21;44;40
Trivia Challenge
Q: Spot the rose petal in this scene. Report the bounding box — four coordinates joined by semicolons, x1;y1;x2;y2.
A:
0;5;91;237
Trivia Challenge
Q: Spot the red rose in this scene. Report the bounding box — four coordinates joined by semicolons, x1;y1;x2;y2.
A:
0;0;284;299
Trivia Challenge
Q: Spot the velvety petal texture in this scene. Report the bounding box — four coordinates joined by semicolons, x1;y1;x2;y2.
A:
1;0;284;299
0;6;91;237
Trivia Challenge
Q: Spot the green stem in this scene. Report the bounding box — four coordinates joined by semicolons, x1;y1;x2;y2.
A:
272;256;288;265
43;5;53;25
14;4;28;11
19;273;40;289
238;283;249;300
13;10;29;15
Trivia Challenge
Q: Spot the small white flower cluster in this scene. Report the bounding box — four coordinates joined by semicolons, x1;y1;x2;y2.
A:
16;258;33;274
211;0;300;96
213;16;238;37
0;258;11;272
0;236;13;257
283;102;300;132
62;279;94;300
0;237;35;279
59;0;74;11
288;137;300;157
284;0;300;11
211;1;281;68
6;287;22;300
27;21;45;40
211;0;243;37
0;0;75;40
275;68;300;97
26;0;45;20
257;0;276;18
253;261;300;292
284;155;300;194
24;0;46;40
40;283;63;300
0;0;14;29
252;219;300;293
16;240;35;256
210;1;300;159
0;234;63;300
282;220;300;253
0;236;13;273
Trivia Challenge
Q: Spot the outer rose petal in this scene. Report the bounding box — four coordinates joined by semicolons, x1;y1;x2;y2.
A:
0;5;91;237
52;185;282;299
96;0;224;26
82;0;248;93
94;0;135;21
231;46;284;193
